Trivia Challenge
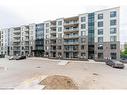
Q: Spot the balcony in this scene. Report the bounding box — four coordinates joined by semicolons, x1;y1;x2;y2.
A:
64;48;78;51
13;30;20;33
64;21;79;26
13;47;21;51
50;25;56;28
64;42;79;45
25;33;29;36
64;28;79;33
50;36;56;39
50;42;56;45
13;34;21;38
63;35;79;39
13;43;20;46
13;39;20;42
50;30;56;34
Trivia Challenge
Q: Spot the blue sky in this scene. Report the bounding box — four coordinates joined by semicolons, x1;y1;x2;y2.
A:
0;0;127;43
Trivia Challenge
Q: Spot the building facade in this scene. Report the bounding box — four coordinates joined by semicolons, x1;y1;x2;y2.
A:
34;23;44;57
0;28;10;57
0;7;120;60
8;24;36;56
44;7;120;60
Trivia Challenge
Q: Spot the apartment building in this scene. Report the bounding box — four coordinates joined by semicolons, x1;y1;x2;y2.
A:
44;7;120;60
34;23;44;57
9;24;36;56
0;28;10;56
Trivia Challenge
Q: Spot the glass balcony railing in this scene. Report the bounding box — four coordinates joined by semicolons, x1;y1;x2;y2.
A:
64;42;79;45
64;28;79;32
64;35;79;38
64;21;79;25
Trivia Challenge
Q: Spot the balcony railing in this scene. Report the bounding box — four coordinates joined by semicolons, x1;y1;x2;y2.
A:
64;21;79;25
13;39;21;42
13;30;20;33
50;25;56;27
50;36;56;39
13;35;21;38
64;42;79;45
64;35;79;38
50;31;56;33
64;48;78;51
64;28;79;32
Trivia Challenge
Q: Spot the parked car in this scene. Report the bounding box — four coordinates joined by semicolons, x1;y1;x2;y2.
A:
105;59;125;69
9;56;16;60
16;56;26;60
120;58;127;63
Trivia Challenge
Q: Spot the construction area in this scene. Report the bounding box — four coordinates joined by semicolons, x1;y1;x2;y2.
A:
0;57;127;89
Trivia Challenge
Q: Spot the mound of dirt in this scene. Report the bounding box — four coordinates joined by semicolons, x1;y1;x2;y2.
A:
39;75;78;89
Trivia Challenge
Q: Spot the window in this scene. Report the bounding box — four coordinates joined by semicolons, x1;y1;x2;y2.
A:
81;45;84;50
81;31;85;36
98;29;103;35
46;35;48;39
81;24;86;29
110;20;116;26
45;40;49;44
98;37;103;43
58;21;62;26
58;27;62;32
98;21;103;27
58;33;62;38
81;53;86;57
110;28;116;34
58;46;61;50
98;44;103;50
81;17;86;22
110;36;116;42
81;38;85;43
111;53;117;59
110;44;116;49
110;11;117;17
46;23;49;27
46;29;49;33
58;39;62;43
98;53;103;59
98;14;103;19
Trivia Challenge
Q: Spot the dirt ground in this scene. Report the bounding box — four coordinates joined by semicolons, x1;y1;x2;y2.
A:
0;57;127;89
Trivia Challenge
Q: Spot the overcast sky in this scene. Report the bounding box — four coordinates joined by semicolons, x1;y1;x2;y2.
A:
0;0;127;43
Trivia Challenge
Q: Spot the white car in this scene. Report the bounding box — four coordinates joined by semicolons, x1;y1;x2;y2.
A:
9;56;16;60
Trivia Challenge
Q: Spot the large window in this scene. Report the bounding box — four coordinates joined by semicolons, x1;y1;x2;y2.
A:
111;53;117;59
58;21;62;26
98;21;103;27
81;38;86;43
46;23;49;27
98;29;103;35
110;44;117;49
81;24;86;29
58;27;62;32
110;28;116;34
98;14;103;19
58;33;62;38
110;11;117;17
81;45;85;50
81;17;86;22
98;37;103;43
110;20;116;26
46;29;49;33
110;36;116;42
81;31;85;36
